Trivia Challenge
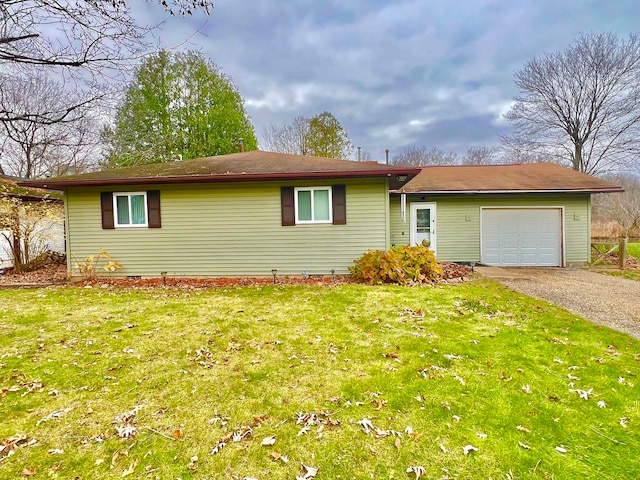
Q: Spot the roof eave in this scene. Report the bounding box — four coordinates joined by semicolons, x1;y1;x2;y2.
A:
21;168;421;189
390;187;625;194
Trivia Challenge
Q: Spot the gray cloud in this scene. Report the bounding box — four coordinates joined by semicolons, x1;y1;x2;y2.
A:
131;0;640;162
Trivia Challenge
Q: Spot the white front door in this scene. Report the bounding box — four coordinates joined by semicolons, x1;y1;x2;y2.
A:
410;203;436;253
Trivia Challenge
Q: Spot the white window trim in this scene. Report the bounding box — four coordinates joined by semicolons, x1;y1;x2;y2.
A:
294;186;333;224
113;192;148;228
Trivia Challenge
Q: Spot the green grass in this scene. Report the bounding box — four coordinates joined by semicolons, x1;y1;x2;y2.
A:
600;269;640;281
1;281;639;479
627;243;640;259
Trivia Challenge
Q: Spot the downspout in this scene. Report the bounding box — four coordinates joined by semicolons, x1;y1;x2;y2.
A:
64;188;71;276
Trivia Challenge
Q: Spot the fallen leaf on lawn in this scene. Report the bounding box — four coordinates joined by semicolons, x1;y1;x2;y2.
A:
115;424;137;439
462;445;478;455
452;415;461;422
122;458;139;477
597;401;607;408
296;463;319;480
476;432;487;439
210;442;226;455
569;388;593;400
521;384;531;394
414;394;425;402
243;477;259;480
297;426;309;436
373;399;388;410
357;418;375;435
48;448;64;454
516;425;531;434
173;429;183;440
188;455;198;472
95;459;105;466
555;446;567;454
36;407;73;426
232;426;253;442
0;434;29;460
439;443;449;454
261;436;276;446
20;467;36;477
270;450;289;463
406;465;426;479
111;450;128;469
518;441;531;450
620;418;629;428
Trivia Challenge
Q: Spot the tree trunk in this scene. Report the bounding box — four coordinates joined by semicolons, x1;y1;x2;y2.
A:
573;142;582;172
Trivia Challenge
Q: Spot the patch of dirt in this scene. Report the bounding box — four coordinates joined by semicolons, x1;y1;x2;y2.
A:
0;264;68;285
0;263;471;288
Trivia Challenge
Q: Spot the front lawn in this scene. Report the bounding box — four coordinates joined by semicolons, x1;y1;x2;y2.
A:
1;281;638;479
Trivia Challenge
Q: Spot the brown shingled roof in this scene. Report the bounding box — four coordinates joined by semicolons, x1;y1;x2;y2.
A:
19;150;420;189
395;163;623;194
1;175;62;201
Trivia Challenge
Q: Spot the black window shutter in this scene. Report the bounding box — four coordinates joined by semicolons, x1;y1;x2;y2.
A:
281;186;295;226
332;184;346;225
100;192;114;229
147;190;161;228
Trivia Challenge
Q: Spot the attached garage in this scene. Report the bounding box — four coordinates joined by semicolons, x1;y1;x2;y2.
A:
481;208;563;266
389;163;623;267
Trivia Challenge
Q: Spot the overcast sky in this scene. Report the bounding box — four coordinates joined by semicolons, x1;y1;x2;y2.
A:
131;1;640;161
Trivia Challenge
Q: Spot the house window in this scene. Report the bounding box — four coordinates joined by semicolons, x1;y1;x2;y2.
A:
113;192;147;227
295;187;332;224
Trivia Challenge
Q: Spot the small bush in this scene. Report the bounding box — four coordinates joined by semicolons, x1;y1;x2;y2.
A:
350;245;443;285
73;248;123;281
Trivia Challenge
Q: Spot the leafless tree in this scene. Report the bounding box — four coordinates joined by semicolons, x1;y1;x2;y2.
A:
0;0;213;125
359;149;373;162
461;146;498;165
390;146;458;166
594;174;640;239
503;32;640;176
262;112;353;159
0;73;101;178
262;116;310;155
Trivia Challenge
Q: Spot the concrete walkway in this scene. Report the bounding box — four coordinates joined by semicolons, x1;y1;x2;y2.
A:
475;266;640;340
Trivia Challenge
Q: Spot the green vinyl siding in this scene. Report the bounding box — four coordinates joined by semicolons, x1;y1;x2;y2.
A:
66;179;389;277
390;193;592;265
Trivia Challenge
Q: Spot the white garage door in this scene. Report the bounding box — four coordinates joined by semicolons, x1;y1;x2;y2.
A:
481;208;562;266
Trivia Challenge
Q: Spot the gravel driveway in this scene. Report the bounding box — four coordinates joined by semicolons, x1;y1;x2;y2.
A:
476;267;640;340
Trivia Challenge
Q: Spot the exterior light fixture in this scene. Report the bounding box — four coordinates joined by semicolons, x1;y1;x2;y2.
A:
396;175;408;182
271;269;278;284
161;271;167;285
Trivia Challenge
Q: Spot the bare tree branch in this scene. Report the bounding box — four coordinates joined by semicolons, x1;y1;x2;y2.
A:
391;146;458;166
0;0;213;125
503;32;640;175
